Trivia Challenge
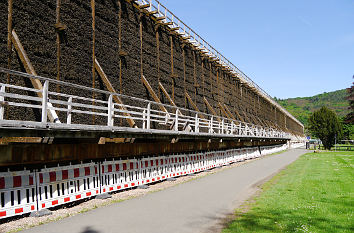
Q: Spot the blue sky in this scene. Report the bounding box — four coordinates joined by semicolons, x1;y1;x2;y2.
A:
160;0;354;99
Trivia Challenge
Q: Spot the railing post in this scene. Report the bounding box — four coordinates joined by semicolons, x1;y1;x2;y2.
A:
195;113;199;133
107;94;113;127
142;109;146;129
174;108;179;131
209;116;213;134
221;119;224;134
146;102;151;130
0;85;5;120
67;97;72;124
41;80;48;124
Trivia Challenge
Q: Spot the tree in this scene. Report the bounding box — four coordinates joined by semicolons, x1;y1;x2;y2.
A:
308;107;342;150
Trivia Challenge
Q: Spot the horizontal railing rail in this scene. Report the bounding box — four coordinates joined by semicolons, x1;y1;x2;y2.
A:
0;68;290;139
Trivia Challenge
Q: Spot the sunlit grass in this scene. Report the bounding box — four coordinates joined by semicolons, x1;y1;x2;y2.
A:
223;151;354;233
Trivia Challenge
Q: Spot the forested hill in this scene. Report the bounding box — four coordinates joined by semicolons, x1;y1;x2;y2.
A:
276;89;349;126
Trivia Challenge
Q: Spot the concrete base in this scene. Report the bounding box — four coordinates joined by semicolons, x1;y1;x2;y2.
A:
166;178;176;181
137;185;149;189
29;209;52;217
95;193;112;200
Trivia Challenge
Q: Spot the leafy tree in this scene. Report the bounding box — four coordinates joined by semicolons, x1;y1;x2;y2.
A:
308;107;342;150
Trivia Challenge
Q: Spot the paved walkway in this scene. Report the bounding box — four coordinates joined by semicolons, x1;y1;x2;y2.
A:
24;148;307;233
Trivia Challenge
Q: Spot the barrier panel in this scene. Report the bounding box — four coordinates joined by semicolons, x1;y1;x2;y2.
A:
37;163;100;210
0;144;289;220
101;159;140;193
0;170;37;219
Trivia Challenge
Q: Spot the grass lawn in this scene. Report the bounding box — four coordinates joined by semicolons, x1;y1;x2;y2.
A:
223;151;354;233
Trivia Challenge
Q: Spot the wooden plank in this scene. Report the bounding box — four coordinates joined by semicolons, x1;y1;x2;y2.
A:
11;30;61;123
203;97;221;122
94;58;136;128
141;75;168;113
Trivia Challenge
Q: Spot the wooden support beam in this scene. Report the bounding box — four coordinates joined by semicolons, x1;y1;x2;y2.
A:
159;82;175;106
218;102;232;120
203;97;221;123
11;30;61;123
94;58;136;128
223;104;237;122
185;92;206;120
155;16;166;21
141;75;168;113
233;108;244;122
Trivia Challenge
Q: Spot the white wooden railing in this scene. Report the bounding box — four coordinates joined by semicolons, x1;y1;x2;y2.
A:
0;68;290;139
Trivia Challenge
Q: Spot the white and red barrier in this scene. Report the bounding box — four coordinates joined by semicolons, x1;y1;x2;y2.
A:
0;170;37;219
100;159;141;193
0;144;288;220
37;162;100;210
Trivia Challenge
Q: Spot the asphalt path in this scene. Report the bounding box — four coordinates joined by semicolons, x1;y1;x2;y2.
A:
24;148;307;233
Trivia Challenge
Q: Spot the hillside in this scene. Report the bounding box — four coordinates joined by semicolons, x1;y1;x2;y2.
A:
276;89;349;126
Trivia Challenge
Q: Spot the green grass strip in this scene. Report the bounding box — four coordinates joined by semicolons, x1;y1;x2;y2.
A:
223;151;354;233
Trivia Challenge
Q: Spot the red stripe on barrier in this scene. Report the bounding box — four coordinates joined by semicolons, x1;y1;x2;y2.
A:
152;178;155;182
62;170;68;180
13;176;21;187
15;208;23;214
145;161;148;167
103;188;106;192
64;197;70;203
150;160;153;166
115;164;120;171
0;177;4;189
123;163;127;170
86;192;91;197
76;194;81;199
117;185;121;189
131;183;135;186
130;163;134;170
29;175;34;185
96;190;99;194
162;176;165;179
0;211;6;217
85;167;91;176
52;200;58;205
107;165;112;173
147;180;150;182
95;166;98;174
39;173;43;183
109;187;113;191
42;203;45;208
74;168;80;178
124;184;128;188
49;172;56;182
157;177;160;180
31;205;35;210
